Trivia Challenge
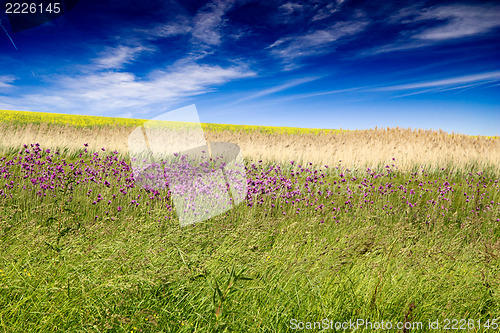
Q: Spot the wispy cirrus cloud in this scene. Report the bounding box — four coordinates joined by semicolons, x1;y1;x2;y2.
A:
0;75;16;90
277;0;347;23
412;4;500;41
280;2;303;15
232;76;321;104
134;1;235;61
134;1;234;51
369;71;500;91
367;3;500;55
142;19;192;38
266;86;362;103
268;20;368;68
92;45;155;70
191;0;234;46
367;71;500;97
312;0;346;21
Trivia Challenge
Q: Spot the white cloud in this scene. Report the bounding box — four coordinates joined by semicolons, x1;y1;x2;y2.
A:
0;62;255;116
364;71;500;98
268;20;368;66
391;81;498;98
232;76;321;104
139;3;235;48
360;41;429;56
191;0;234;46
312;0;347;22
93;45;155;70
274;87;363;101
412;4;500;41
312;3;337;21
280;2;303;15
369;71;500;91
144;20;192;38
0;75;16;89
369;4;500;55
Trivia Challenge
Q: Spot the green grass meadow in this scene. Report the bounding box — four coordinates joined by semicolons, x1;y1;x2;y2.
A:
0;113;499;332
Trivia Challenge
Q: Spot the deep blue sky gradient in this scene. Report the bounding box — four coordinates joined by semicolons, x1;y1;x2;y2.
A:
0;0;499;135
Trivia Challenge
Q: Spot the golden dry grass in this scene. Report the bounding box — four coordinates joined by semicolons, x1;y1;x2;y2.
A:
1;120;498;173
207;126;500;171
1;109;499;172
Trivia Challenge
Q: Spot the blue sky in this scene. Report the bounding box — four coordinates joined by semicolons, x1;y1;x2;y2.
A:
0;0;499;135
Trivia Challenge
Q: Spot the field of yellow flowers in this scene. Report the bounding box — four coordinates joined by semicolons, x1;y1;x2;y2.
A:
0;109;338;134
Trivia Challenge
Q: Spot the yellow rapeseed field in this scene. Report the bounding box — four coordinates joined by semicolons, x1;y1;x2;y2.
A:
0;109;145;128
0;109;338;134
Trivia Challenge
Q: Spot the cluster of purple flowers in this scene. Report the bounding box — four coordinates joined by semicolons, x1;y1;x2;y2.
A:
0;143;498;226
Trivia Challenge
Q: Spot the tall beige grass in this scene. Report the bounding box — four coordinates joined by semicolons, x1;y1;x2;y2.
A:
1;122;498;172
210;127;500;171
